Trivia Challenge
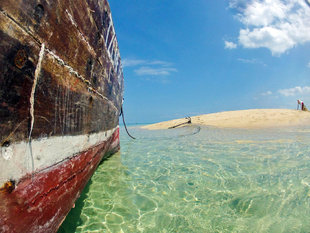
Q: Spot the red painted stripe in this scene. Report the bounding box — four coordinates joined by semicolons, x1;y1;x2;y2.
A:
0;128;119;233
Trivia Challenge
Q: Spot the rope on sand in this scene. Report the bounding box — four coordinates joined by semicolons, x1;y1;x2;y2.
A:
168;117;192;129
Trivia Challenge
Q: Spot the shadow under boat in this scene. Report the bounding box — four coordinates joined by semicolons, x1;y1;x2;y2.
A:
57;150;118;233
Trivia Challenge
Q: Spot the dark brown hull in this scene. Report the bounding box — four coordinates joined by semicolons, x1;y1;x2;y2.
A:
0;0;124;231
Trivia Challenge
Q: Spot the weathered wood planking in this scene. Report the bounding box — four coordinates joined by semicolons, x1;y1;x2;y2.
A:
0;0;124;231
0;0;123;144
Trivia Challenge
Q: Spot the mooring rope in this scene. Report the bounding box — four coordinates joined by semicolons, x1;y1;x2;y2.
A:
120;106;136;140
168;116;192;129
134;124;201;141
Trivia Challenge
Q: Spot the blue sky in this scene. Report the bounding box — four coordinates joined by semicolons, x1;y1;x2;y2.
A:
109;0;310;124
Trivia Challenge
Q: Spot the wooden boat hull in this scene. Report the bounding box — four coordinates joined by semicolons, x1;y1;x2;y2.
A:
0;0;123;231
0;128;120;233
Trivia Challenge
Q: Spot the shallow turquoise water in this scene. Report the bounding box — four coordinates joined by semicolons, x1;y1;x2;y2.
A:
59;125;310;232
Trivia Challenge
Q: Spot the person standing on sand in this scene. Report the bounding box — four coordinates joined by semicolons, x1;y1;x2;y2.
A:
297;99;308;111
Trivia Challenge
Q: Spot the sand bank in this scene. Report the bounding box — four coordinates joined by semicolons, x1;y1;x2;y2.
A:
142;109;310;130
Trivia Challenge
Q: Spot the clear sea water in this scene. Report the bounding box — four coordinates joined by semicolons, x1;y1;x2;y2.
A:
59;125;310;233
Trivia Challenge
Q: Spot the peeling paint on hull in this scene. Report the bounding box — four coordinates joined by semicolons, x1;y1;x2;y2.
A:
0;0;123;231
0;128;120;233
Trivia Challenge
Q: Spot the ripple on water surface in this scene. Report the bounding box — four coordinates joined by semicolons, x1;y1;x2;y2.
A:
59;125;310;233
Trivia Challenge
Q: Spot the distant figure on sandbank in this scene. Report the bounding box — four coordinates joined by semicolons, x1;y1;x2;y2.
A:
297;99;308;111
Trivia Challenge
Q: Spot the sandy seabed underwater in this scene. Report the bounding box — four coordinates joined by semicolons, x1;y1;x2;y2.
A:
59;125;310;233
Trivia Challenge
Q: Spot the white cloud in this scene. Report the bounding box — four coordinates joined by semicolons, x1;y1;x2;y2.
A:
278;86;310;96
134;66;177;76
238;58;256;64
237;0;286;27
239;27;295;55
261;90;273;96
122;59;173;68
122;58;146;67
237;58;266;66
224;40;237;49
230;0;310;55
123;58;177;77
147;60;172;67
307;61;310;68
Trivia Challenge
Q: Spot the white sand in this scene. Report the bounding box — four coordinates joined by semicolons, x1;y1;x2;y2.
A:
142;109;310;130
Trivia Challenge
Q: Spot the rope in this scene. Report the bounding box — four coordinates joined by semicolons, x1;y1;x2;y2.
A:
131;125;201;141
120;106;136;139
168;117;192;129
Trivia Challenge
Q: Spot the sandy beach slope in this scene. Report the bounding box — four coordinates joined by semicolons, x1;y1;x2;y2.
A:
142;109;310;130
